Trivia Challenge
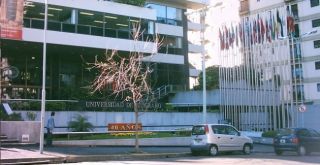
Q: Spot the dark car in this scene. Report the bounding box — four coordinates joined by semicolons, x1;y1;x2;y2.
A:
273;128;320;156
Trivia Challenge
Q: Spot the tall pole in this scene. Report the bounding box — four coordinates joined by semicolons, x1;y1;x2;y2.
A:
40;0;48;154
200;10;207;124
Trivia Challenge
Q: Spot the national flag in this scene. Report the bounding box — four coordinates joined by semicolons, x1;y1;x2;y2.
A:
260;18;265;43
219;28;224;50
257;16;261;43
224;26;229;50
276;9;284;38
235;25;239;46
286;8;295;35
239;23;243;43
230;25;235;47
253;19;257;44
272;13;276;40
266;19;271;43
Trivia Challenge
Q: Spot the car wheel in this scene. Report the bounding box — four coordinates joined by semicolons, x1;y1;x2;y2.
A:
297;145;307;156
209;145;218;156
275;149;283;156
243;144;251;155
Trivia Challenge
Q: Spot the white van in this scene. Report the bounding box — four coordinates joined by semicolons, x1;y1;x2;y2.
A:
190;124;253;156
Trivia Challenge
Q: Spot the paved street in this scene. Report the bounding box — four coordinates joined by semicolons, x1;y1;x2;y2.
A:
51;153;320;165
2;144;320;164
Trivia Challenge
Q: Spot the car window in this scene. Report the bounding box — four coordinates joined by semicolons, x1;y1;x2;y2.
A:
309;129;320;137
277;128;295;136
192;126;205;135
212;125;226;135
226;126;239;136
298;129;311;137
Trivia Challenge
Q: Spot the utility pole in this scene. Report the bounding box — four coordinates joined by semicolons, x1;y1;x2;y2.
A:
39;0;48;154
200;10;207;124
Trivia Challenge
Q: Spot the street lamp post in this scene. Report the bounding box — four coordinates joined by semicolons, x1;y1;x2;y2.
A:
200;10;207;124
39;0;48;154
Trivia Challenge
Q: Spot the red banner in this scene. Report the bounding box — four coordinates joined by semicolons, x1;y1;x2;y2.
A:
108;123;142;131
0;0;24;40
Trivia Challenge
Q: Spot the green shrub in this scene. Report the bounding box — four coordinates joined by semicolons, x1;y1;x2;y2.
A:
262;130;277;138
26;111;37;121
0;111;23;121
68;114;94;139
115;0;146;6
46;102;66;111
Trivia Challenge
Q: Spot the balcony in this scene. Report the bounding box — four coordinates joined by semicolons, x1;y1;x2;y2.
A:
239;0;249;16
188;43;204;53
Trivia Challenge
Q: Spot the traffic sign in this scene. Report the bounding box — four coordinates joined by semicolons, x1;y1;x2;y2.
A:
298;104;307;112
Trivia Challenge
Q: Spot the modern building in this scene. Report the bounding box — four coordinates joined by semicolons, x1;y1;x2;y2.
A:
0;0;209;110
210;0;320;131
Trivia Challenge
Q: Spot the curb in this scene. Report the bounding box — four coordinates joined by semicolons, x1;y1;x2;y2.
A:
1;157;67;165
1;152;190;164
66;152;190;163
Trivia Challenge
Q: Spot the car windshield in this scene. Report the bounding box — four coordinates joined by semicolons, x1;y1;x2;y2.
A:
192;126;205;135
277;128;295;136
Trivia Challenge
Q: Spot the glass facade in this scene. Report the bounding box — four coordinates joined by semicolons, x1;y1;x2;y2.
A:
1;1;189;110
145;3;183;26
23;2;155;41
1;41;187;101
158;34;183;55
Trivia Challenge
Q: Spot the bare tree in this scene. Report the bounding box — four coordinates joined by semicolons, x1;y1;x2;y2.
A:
89;23;161;152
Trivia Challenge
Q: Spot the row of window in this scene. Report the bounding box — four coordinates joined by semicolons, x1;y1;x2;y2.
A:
310;0;320;95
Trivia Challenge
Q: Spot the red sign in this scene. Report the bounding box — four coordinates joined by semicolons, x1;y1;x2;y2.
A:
108;123;142;131
0;0;24;40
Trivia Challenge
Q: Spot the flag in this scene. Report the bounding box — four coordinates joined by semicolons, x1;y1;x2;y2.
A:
235;25;239;46
260;18;265;43
219;28;225;50
230;25;235;47
253;19;256;44
239;23;243;44
287;8;295;36
272;13;276;40
257;16;261;43
266;19;271;43
276;9;284;38
224;26;229;50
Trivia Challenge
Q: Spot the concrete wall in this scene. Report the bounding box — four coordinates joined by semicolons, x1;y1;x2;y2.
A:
0;121;41;143
17;111;219;132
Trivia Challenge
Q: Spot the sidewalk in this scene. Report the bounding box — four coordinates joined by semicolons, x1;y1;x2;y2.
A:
1;144;273;164
0;145;190;164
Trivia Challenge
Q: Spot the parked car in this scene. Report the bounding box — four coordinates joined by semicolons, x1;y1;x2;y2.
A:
273;128;320;156
190;124;253;156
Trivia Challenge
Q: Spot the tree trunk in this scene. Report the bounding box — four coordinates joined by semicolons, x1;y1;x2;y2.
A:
134;101;140;152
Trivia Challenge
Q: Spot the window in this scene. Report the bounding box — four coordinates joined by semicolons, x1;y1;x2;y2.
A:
192;126;206;135
225;126;239;136
145;3;183;26
212;125;227;134
291;4;298;18
317;83;320;92
311;0;320;7
298;129;311;137
316;61;320;70
314;40;320;48
312;19;320;28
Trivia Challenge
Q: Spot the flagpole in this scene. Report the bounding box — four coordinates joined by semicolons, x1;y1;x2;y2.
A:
40;0;48;154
